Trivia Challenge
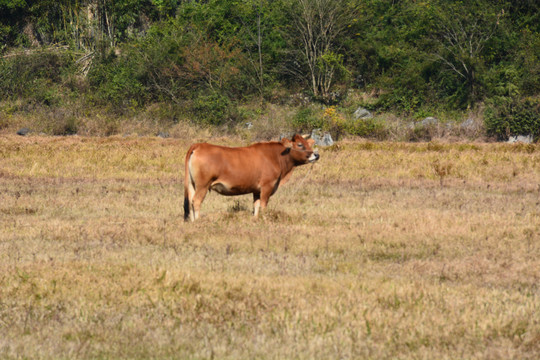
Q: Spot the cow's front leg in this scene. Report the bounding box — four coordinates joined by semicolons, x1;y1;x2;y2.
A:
258;185;274;215
253;192;261;217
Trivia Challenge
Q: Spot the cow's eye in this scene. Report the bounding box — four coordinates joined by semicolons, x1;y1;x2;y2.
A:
297;143;304;148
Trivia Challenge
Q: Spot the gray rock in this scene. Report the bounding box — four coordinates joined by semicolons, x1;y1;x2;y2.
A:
157;132;170;138
311;128;334;147
508;135;533;144
421;117;439;126
17;128;30;136
353;107;373;120
289;93;310;106
460;118;475;129
245;122;253;130
320;133;334;146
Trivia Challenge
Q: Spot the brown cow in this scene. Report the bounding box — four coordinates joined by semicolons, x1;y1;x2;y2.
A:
184;134;319;221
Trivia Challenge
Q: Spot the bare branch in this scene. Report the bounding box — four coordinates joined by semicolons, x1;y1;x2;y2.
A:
291;0;351;99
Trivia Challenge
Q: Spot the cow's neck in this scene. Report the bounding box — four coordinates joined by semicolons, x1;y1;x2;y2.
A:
279;148;300;176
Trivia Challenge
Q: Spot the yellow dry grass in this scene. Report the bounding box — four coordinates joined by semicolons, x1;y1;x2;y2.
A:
1;135;539;359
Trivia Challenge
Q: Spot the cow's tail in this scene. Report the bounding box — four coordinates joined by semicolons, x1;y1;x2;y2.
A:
184;145;196;221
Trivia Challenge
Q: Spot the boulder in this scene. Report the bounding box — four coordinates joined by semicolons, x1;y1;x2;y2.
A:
460;118;475;130
320;133;334;147
17;128;30;136
421;117;439;126
507;135;533;144
289;93;311;106
353;107;373;120
157;131;170;138
311;128;334;147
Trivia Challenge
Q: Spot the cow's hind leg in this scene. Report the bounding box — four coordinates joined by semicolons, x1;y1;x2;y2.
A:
184;176;196;222
184;146;198;222
192;186;209;220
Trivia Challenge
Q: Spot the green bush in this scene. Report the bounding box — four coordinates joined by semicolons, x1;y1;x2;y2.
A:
484;97;540;140
291;107;323;131
0;50;74;104
31;79;62;107
87;51;147;109
51;115;78;136
319;106;388;140
192;92;238;126
345;118;387;139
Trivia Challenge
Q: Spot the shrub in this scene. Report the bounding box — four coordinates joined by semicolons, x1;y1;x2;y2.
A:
192;92;238;126
320;106;388;140
406;123;435;142
484;97;540;141
321;106;347;140
87;51;147;110
346;118;387;139
0;50;74;104
51;116;78;136
291;107;323;132
31;79;62;107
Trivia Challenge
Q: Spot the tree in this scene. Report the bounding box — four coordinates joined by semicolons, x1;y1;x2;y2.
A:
237;0;266;101
432;1;505;104
287;0;352;101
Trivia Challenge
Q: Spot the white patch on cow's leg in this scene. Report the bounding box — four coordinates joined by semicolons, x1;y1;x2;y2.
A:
193;200;201;220
192;187;208;221
187;155;197;221
189;205;195;222
187;180;196;222
253;193;261;217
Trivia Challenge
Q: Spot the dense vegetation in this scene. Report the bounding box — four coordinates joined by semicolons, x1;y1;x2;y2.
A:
0;0;539;140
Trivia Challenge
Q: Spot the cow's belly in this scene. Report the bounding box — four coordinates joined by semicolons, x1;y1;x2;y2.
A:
210;182;255;196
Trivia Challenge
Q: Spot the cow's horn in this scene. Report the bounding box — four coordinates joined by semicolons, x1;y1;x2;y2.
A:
302;133;311;139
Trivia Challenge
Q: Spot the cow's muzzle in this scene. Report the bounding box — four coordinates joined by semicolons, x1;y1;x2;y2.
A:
308;152;320;163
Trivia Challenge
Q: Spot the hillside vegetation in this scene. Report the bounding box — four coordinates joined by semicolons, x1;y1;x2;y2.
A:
0;0;539;140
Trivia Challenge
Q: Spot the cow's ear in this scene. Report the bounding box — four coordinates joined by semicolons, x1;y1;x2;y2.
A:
307;138;315;147
281;138;292;155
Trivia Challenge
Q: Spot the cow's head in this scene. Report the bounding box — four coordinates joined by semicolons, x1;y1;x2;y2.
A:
281;134;319;164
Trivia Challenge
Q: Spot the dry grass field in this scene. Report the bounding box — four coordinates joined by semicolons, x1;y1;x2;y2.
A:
0;135;539;359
